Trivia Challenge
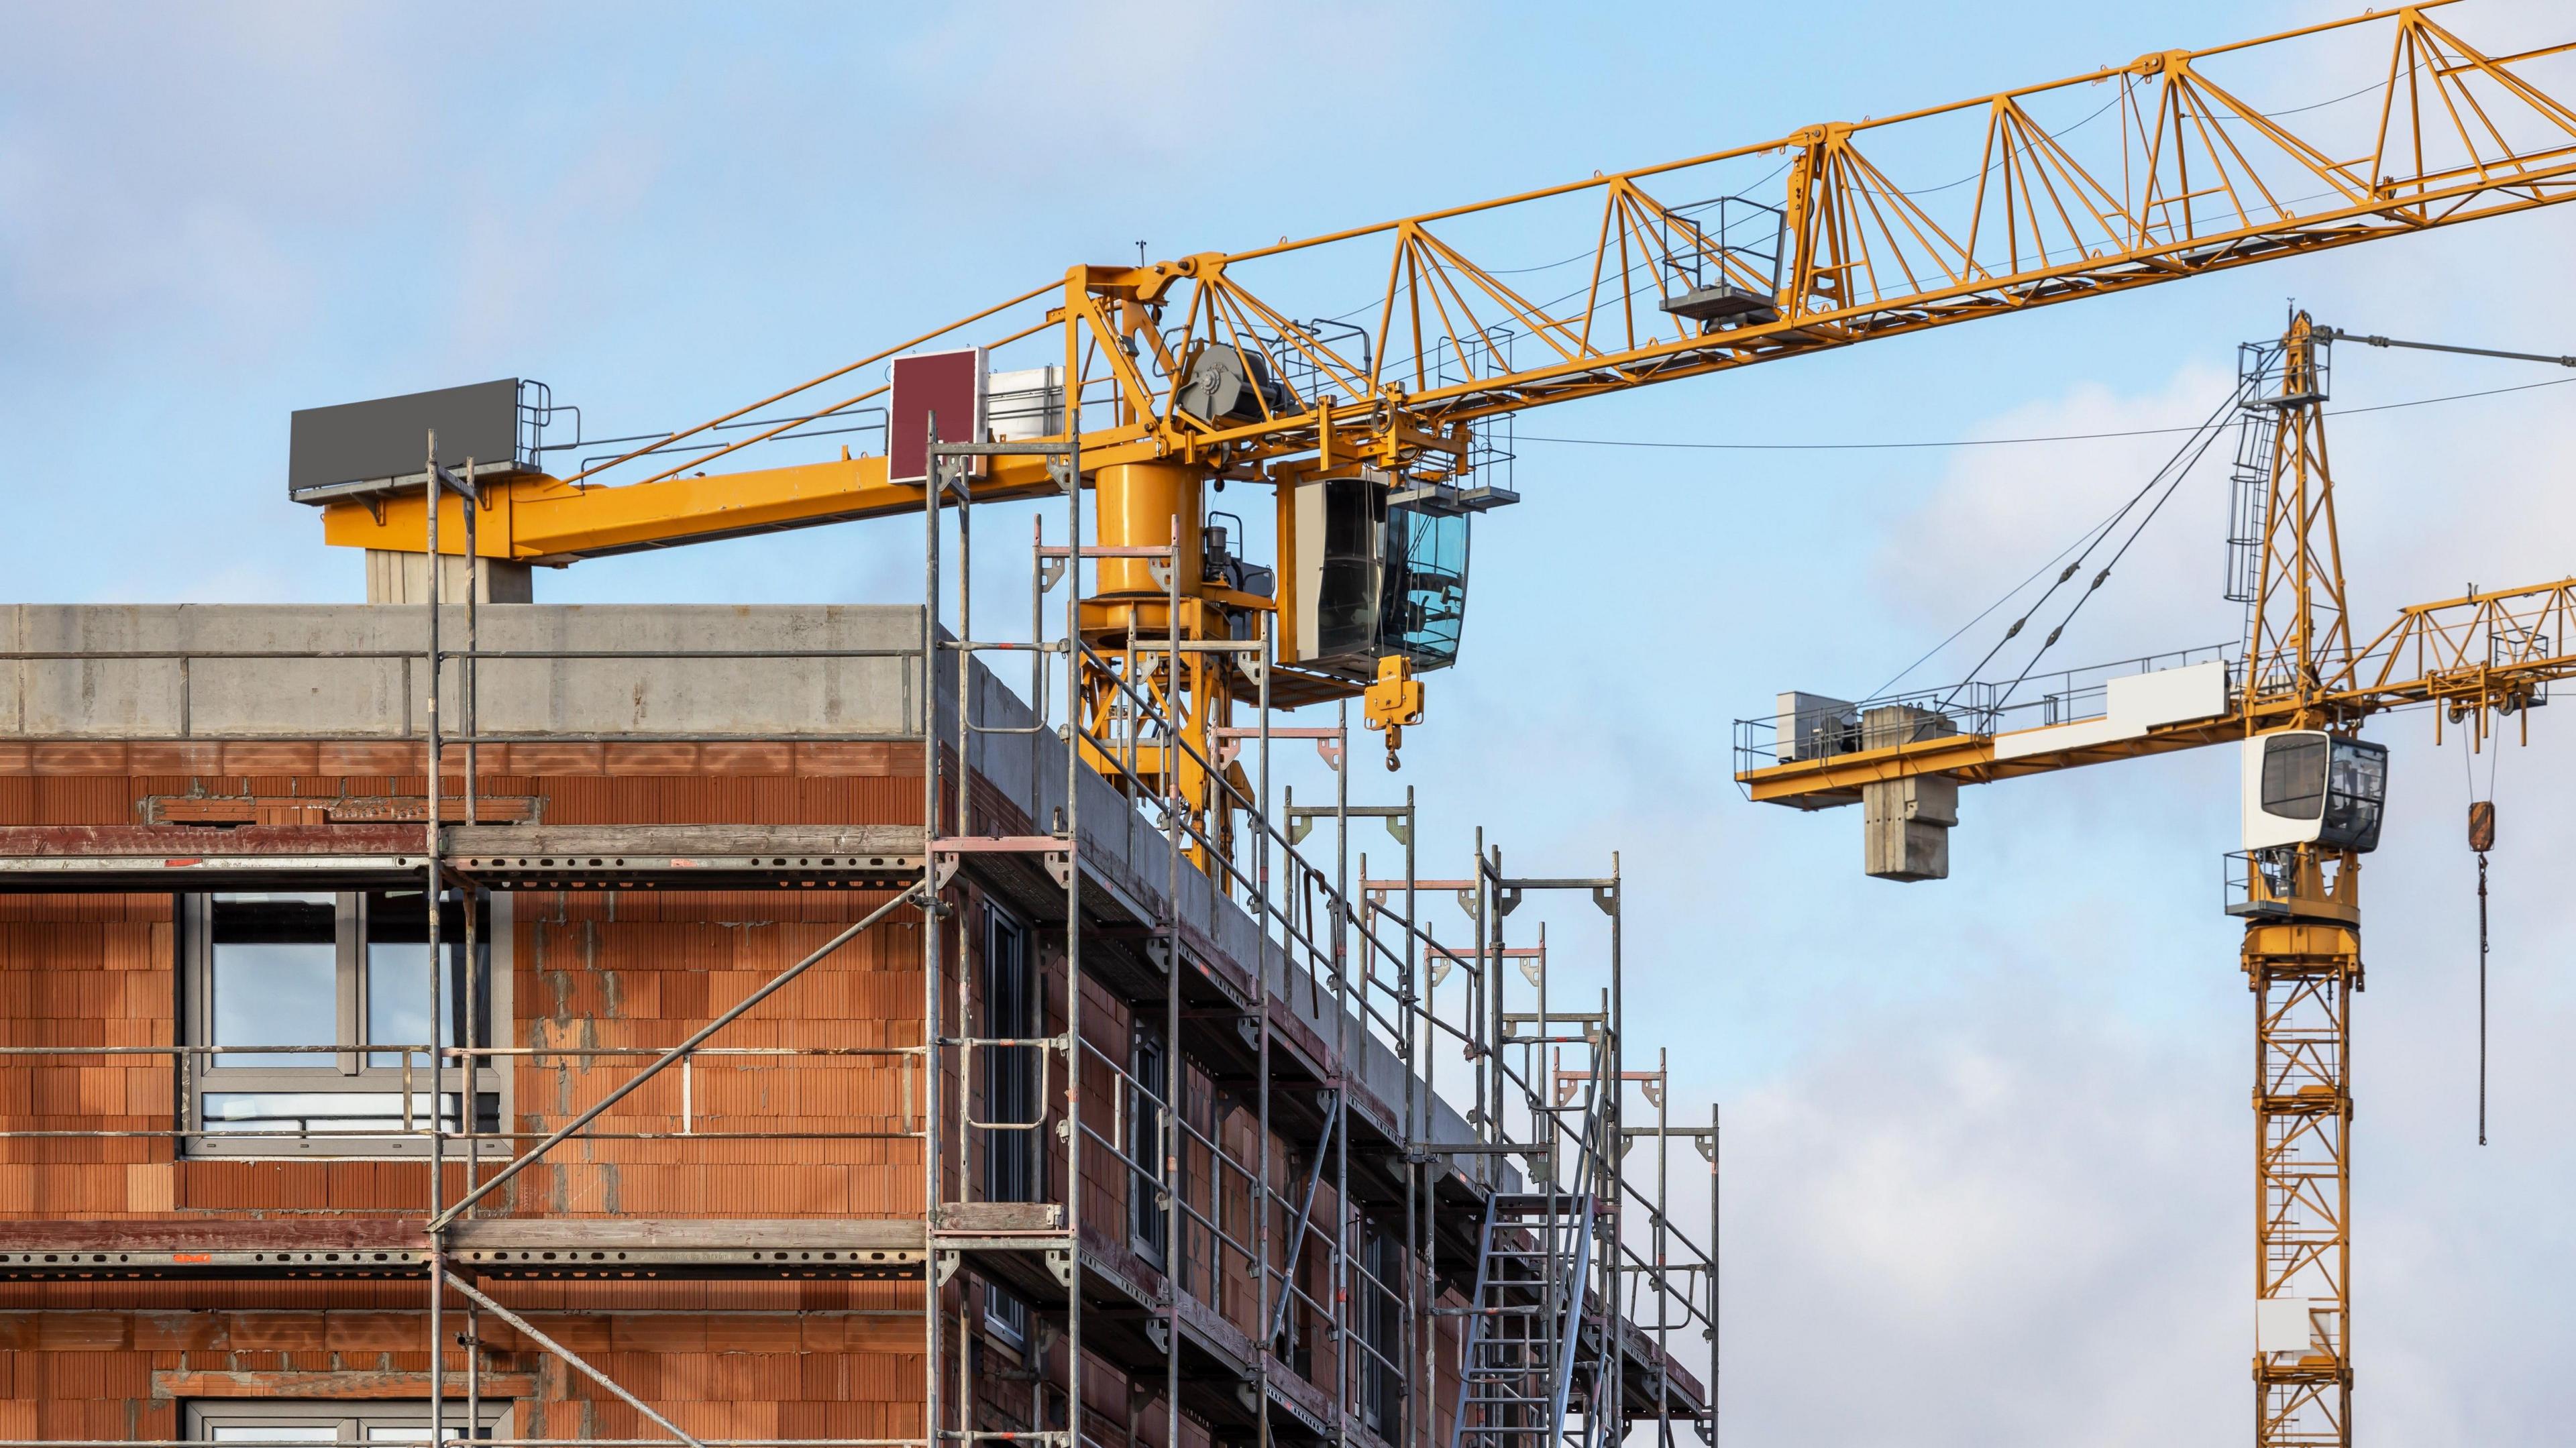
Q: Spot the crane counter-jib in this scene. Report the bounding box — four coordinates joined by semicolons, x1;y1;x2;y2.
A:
319;447;1081;562
1739;573;2576;807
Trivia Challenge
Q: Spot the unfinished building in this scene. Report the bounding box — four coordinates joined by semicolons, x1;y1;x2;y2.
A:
0;520;1715;1448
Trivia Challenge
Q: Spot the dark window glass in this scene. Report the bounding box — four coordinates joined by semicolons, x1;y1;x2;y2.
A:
1130;1027;1168;1263
2260;734;2328;821
1378;506;1469;668
983;1281;1030;1350
2319;738;2389;852
1360;1226;1405;1438
1315;477;1387;661
983;912;1037;1203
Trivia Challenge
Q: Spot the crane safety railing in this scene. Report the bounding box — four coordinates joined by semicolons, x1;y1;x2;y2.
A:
1729;641;2241;776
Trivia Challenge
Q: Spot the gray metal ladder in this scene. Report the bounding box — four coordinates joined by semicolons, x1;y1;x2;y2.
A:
1449;1190;1600;1448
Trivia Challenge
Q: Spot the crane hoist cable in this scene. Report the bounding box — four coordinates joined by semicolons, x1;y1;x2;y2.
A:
1990;392;2245;710
1863;512;2123;703
1928;375;2251;714
2463;730;2502;1146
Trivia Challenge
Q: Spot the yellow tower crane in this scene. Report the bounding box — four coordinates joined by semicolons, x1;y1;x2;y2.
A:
1734;311;2576;1447
297;3;2576;869
290;18;2576;1433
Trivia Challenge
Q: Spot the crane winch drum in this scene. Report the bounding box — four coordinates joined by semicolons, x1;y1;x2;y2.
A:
2242;730;2389;854
1174;345;1289;426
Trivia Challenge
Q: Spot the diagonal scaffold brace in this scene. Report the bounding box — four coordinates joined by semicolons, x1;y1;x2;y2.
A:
427;881;930;1232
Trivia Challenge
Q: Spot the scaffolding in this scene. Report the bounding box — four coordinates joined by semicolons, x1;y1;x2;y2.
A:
0;437;1715;1448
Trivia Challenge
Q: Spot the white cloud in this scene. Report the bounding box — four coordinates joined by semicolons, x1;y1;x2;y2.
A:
1719;962;2242;1447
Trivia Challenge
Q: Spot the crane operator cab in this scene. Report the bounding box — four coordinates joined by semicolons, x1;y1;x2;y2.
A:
2233;729;2387;922
1291;469;1470;672
1277;468;1473;767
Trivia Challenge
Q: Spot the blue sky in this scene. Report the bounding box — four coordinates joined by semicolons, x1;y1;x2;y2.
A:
8;3;2576;1443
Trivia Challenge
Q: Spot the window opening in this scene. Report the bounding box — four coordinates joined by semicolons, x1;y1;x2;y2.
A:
207;892;339;1070
1130;1023;1168;1264
186;889;503;1154
364;889;489;1071
2321;737;2388;851
983;1279;1030;1351
1309;478;1472;671
983;909;1038;1203
1379;505;1469;667
1359;1223;1405;1439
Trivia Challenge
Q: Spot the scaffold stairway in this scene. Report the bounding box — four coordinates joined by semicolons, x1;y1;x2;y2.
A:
1450;1190;1601;1448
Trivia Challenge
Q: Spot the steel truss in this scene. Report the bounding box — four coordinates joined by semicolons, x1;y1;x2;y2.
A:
2245;915;2359;1448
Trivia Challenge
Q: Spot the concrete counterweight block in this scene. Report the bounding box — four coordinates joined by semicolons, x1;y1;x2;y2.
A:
1860;704;1958;881
365;549;533;604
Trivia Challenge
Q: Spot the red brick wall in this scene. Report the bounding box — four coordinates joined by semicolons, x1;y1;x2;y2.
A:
0;751;1437;1441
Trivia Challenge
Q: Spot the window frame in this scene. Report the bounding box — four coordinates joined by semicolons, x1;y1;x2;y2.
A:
179;889;514;1160
981;905;1040;1205
982;1276;1031;1353
1128;1022;1169;1266
1356;1221;1405;1439
184;1398;511;1443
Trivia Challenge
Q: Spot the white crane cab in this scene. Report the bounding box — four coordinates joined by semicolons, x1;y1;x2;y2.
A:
2241;730;2388;853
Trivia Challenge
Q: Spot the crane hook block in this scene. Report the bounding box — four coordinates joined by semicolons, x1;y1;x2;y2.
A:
1363;655;1425;771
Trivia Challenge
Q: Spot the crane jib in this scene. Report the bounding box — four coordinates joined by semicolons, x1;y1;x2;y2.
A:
302;5;2576;565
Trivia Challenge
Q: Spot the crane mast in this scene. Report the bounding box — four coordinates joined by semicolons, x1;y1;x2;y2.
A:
2238;317;2361;1448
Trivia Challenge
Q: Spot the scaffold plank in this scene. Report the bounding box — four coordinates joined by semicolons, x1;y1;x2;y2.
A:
0;1217;930;1279
0;823;926;891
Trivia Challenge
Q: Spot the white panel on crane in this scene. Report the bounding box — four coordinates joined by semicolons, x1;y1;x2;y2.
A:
2255;1297;2316;1355
987;366;1063;442
1773;692;1856;763
1990;660;2229;761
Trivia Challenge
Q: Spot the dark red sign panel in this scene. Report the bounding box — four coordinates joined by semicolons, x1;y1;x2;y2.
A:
888;347;986;484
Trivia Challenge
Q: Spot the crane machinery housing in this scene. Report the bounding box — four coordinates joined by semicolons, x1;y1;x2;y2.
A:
216;11;2576;1443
